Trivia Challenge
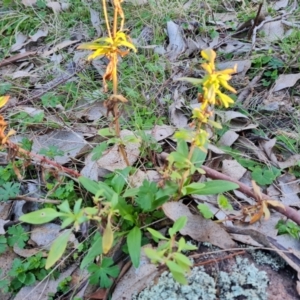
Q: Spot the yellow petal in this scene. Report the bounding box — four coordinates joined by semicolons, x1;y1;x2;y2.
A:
266;200;285;209
87;49;108;60
252;180;262;200
262;201;270;220
217;91;234;108
218;78;237;93
201;49;216;66
0;95;9;108
201;63;213;74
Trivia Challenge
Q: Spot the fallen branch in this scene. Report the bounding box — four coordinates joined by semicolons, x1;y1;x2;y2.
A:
202;165;300;225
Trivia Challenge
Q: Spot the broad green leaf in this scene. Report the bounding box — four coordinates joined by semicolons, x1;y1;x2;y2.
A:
78;176;99;195
192;180;239;195
166;260;185;274
81;233;103;269
147;228;168;241
198;203;214;219
91;142;108;161
127;226;141;268
173;252;192;268
24;272;35;285
122;187;139;198
19;208;64;224
190;146;207;167
73;199;82;214
172;271;188;285
46;230;71;269
57;200;71;213
182;182;205;196
144;247;163;263
98;128;115;137
79;176;115;200
0;236;7;254
169;217;187;236
176;140;189;156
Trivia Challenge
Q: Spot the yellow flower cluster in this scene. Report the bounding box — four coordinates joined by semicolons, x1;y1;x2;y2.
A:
201;49;237;108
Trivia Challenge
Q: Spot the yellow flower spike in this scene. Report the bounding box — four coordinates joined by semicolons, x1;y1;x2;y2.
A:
78;31;136;61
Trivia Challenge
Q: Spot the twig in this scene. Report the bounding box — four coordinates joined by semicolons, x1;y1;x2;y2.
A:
6;141;81;178
12;195;61;204
193;250;245;267
201;165;300;225
0;51;37;68
247;2;263;40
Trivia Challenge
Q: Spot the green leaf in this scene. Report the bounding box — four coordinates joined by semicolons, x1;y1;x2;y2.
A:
135;180;158;211
197;204;214;219
91;142;108;161
144;247;164;263
192;180;239;195
251;166;281;185
190;146;207;168
127;227;142;268
166;260;185;274
169;216;187;236
147;228;168;241
57;201;71;213
0;236;7;254
176;140;189;157
182;182;206;196
122;187;139;198
173;252;192;268
7;224;29;248
24;272;36;285
80;233;103;269
78;176;100;195
45;230;71;269
79;176;116;200
171;271;188;284
88;257;119;288
217;194;233;210
19;208;64;224
0;182;20;201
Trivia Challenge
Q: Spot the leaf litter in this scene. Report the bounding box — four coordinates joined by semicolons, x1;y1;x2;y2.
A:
1;0;300;298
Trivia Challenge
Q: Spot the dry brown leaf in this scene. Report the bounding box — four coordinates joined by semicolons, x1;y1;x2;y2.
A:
222;159;247;181
166;21;186;60
89;8;102;37
151;124;175;141
218;130;239;147
21;0;36;6
42;39;79;57
162;202;236;249
261;20;285;42
273;73;300;92
29;28;48;42
46;1;62;13
31;130;87;164
277;154;300;169
111;245;158;300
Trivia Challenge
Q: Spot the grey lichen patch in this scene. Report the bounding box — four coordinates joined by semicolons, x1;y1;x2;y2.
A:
133;257;269;300
249;250;286;271
132;267;216;300
218;257;269;300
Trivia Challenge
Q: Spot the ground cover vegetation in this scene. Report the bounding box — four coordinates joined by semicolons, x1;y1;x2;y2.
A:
0;0;300;299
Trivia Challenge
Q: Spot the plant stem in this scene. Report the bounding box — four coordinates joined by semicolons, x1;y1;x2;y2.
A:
102;0;112;39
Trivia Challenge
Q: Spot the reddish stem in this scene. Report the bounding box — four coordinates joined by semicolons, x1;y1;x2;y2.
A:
202;165;300;225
